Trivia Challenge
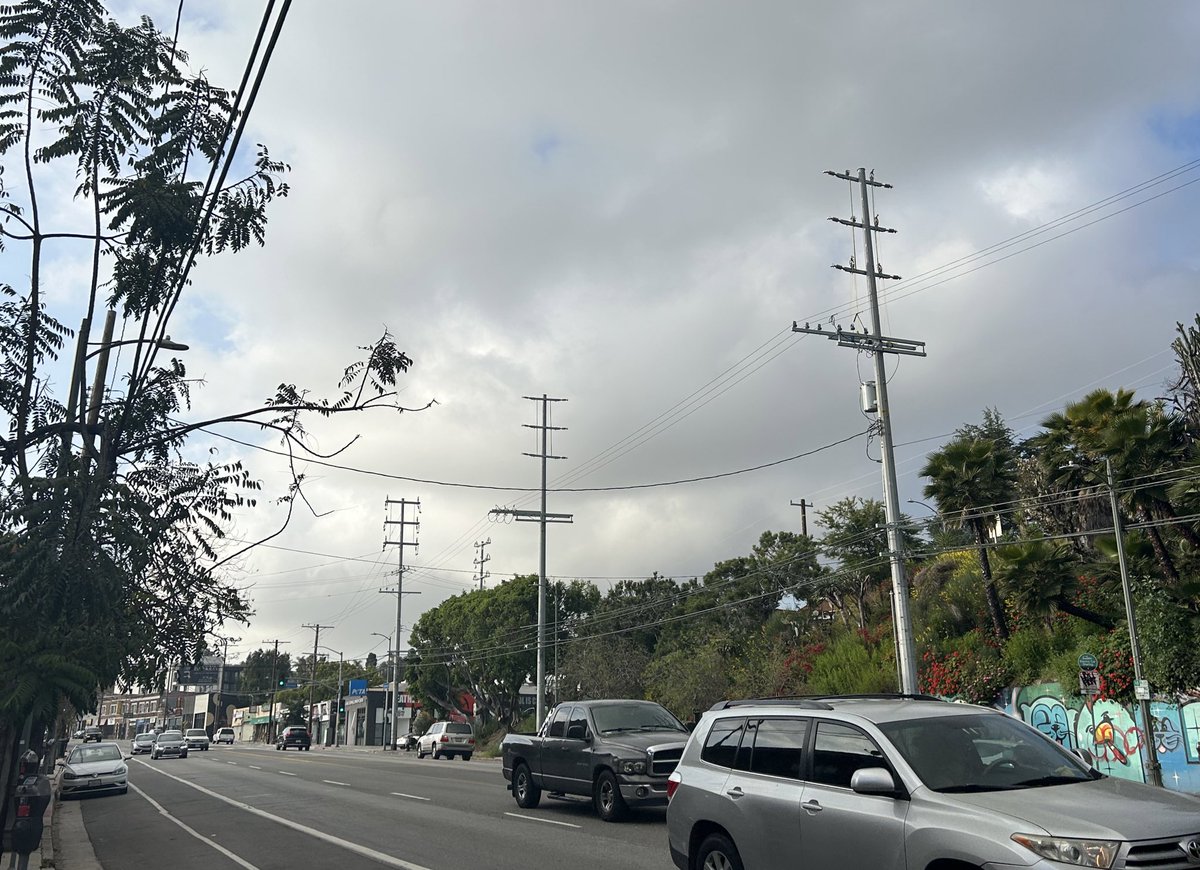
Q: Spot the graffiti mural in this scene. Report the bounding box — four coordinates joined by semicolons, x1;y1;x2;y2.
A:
1004;683;1200;794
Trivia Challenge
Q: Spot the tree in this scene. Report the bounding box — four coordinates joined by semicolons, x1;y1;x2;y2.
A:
239;649;290;698
992;541;1114;629
922;435;1016;640
0;1;429;834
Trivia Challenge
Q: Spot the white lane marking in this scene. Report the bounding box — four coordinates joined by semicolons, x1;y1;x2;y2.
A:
390;792;430;801
504;812;581;829
130;782;261;870
227;762;238;766
248;765;262;770
278;771;297;776
322;780;350;786
133;760;432;870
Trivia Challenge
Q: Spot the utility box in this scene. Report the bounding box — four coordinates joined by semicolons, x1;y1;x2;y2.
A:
860;381;878;414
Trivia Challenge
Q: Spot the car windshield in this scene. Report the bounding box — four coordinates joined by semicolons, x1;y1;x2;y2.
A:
134;734;154;743
159;731;182;740
186;729;206;737
69;745;121;764
591;702;686;734
878;713;1101;793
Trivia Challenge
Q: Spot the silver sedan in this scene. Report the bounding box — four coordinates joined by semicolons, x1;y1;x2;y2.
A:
59;742;129;798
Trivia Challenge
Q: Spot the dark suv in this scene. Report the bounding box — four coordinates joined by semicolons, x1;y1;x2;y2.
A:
276;726;311;751
81;726;104;743
667;695;1200;870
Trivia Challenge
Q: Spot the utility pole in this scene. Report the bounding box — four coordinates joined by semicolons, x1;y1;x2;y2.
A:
1106;457;1163;787
212;635;240;731
794;168;925;694
490;395;571;728
263;639;290;743
382;497;420;750
302;623;333;739
474;538;492;590
790;499;813;536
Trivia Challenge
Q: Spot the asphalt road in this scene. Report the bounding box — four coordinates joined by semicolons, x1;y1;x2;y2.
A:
76;744;675;870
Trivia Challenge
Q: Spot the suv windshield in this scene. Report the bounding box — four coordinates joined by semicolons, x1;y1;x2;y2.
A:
878;713;1101;793
186;729;206;737
591;702;686;734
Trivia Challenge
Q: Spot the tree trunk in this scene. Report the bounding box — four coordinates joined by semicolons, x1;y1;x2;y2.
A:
973;520;1009;640
1139;505;1182;585
1054;598;1115;630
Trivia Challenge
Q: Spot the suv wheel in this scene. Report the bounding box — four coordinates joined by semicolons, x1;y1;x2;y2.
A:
594;769;628;822
697;833;743;870
513;763;541;809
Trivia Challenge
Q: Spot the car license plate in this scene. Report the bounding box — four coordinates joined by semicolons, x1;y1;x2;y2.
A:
88;778;101;788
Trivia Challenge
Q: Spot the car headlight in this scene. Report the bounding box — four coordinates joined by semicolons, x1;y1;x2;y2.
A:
62;771;77;780
114;766;127;775
620;760;647;774
1012;834;1119;868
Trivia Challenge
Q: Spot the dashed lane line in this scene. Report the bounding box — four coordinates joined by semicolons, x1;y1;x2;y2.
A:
278;771;297;776
390;793;430;801
504;812;581;829
249;765;262;770
323;780;350;786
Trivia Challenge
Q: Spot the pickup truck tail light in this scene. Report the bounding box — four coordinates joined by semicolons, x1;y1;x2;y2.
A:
666;770;681;801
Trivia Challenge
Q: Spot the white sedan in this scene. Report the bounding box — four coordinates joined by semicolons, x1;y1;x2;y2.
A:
59;742;129;798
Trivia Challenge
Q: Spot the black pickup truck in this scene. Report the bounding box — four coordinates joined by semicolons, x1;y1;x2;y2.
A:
500;699;689;821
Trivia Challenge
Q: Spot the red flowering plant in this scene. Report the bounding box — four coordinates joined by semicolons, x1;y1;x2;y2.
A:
919;629;1013;705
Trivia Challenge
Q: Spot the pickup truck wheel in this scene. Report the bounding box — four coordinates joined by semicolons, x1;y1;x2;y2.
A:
513;763;541;809
594;769;628;822
697;833;743;870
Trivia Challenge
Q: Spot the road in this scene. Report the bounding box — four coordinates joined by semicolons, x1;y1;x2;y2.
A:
74;744;674;870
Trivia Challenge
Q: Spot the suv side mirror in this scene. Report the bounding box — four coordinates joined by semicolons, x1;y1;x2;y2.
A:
850;767;899;796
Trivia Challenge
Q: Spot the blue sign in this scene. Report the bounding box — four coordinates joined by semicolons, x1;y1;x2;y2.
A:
348;679;368;697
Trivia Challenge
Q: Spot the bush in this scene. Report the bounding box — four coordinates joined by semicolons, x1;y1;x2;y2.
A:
807;630;895;695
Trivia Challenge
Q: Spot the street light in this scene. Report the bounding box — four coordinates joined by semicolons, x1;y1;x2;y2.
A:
369;632;394;749
318;646;344;749
1063;459;1163;787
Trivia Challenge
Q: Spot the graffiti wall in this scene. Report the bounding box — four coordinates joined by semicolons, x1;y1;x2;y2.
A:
1003;683;1200;793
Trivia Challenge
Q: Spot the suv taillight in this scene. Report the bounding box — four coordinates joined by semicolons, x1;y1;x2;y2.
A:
666;771;681;800
440;734;449;742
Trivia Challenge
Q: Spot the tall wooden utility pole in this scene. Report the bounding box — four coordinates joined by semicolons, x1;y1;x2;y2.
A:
302;623;333;739
382;497;420;749
794;168;925;694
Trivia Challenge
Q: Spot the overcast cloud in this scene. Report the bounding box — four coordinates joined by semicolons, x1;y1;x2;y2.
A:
57;1;1200;663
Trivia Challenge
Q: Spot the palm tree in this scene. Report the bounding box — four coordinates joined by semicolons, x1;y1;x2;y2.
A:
993;541;1114;629
921;436;1015;640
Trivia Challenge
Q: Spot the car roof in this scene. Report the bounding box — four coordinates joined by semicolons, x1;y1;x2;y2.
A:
707;695;995;726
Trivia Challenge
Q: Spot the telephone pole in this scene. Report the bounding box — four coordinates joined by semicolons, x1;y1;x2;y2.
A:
490;394;572;727
793;168;925;694
790;499;813;536
263;639;291;743
302;623;333;738
382;497;420;749
474;538;491;590
212;635;240;731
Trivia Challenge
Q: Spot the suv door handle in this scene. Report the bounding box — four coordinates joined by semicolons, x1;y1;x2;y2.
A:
726;786;744;798
802;800;822;813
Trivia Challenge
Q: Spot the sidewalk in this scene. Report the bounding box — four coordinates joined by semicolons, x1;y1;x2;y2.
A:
51;798;102;870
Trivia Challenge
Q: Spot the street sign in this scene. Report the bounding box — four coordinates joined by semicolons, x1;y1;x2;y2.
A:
1078;669;1100;695
1134;679;1150;700
284;680;299;689
1077;653;1099;670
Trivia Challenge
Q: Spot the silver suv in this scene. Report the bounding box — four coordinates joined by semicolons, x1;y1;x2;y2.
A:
667;695;1200;870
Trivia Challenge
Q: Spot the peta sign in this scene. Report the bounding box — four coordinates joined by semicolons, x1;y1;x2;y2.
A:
348;679;368;697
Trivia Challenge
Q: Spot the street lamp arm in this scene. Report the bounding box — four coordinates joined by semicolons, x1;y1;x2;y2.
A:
85;337;188;360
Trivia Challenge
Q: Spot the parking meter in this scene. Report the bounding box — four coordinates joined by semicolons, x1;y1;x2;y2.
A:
11;751;51;855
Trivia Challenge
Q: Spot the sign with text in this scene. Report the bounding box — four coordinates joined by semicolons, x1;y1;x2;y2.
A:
348;679;368;697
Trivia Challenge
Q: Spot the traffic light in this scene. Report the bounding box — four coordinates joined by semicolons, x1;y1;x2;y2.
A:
277;677;286;688
338;700;345;716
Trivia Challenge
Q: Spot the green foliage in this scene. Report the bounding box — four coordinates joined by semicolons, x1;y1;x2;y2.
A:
806;629;896;695
644;642;731;722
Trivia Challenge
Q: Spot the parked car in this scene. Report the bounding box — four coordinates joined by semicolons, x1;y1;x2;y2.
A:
214;727;235;745
667;694;1200;870
275;726;311;751
395;733;419;752
151;730;188;760
184;728;211;751
501;699;688;821
81;726;103;743
72;729;85;740
59;742;129;798
129;733;156;755
417;721;475;760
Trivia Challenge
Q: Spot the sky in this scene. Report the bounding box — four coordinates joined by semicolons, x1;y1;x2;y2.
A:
27;2;1200;666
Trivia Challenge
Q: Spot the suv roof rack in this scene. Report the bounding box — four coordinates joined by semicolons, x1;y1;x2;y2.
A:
708;693;946;712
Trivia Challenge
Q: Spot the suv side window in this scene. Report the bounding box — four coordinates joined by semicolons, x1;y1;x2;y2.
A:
744;717;809;780
701;717;745;769
811;721;886;789
547;707;569;738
